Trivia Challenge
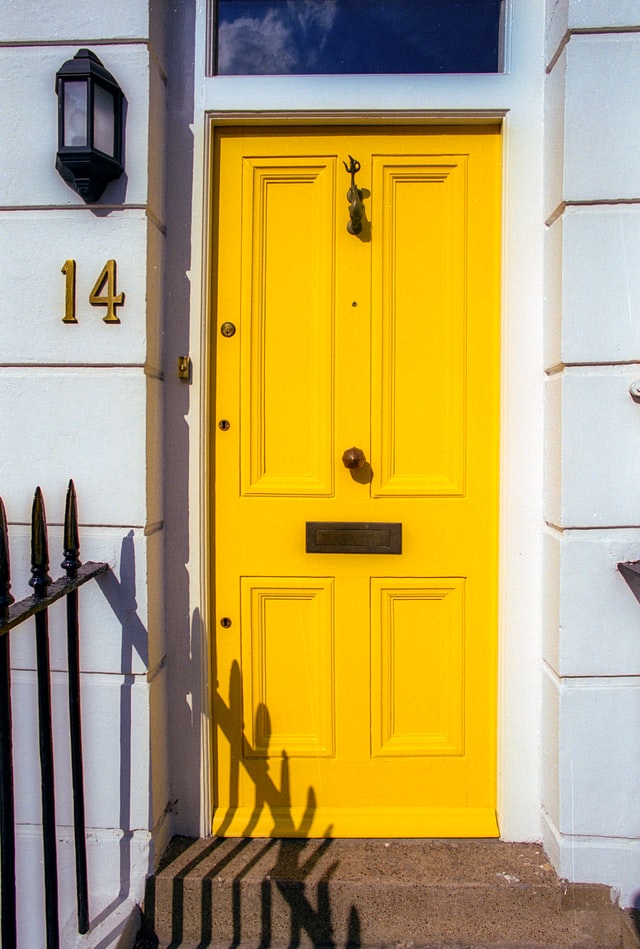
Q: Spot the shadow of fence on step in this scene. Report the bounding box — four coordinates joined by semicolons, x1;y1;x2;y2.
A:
140;836;362;948
138;660;362;947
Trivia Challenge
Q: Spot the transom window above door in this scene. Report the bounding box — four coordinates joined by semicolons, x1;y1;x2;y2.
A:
214;0;505;75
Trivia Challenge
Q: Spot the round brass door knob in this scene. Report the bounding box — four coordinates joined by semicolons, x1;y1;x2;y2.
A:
342;447;366;470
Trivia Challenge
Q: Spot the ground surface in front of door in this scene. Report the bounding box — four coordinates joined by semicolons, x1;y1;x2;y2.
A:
136;837;639;948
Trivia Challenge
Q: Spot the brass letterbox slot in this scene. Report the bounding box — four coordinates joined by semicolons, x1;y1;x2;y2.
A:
305;522;402;555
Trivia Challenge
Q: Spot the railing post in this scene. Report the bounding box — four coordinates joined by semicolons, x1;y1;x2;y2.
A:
0;496;17;949
62;480;90;934
30;487;60;949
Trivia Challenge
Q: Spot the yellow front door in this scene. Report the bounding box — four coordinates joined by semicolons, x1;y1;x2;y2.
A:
211;127;501;837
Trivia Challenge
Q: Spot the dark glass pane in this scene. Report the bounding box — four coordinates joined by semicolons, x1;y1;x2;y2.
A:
216;0;503;75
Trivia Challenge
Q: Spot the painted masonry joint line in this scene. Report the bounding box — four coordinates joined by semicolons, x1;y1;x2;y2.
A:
546;25;640;74
0;204;148;213
0;37;151;49
544;522;640;532
0;364;147;370
546;198;640;229
546;360;640;376
542;662;640;687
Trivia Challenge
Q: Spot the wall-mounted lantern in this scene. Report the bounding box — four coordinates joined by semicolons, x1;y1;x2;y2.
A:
55;49;125;203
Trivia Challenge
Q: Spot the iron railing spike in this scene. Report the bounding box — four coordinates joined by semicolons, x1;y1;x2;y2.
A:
0;498;15;622
30;487;52;597
62;480;81;578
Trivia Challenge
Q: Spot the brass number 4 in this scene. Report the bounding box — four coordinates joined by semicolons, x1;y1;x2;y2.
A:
89;259;125;324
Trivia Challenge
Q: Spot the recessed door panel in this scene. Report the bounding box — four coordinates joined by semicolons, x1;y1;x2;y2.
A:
241;577;335;757
372;159;467;497
371;578;465;757
242;159;335;496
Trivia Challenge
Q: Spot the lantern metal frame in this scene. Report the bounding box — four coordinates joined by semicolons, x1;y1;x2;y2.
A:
55;49;125;203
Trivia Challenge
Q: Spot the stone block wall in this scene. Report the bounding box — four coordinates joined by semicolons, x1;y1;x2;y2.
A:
0;1;169;944
543;0;640;907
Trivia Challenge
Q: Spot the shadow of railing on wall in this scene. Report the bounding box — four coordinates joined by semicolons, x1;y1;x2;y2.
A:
0;481;107;949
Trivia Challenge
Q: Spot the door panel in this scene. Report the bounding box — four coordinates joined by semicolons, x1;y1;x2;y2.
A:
241;577;335;757
372;157;467;496
241;157;335;496
211;127;501;838
371;578;465;758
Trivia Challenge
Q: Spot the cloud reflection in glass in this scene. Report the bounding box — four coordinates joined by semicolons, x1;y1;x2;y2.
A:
216;0;503;76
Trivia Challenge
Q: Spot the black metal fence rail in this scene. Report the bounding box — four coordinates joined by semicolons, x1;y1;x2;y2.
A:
0;481;107;949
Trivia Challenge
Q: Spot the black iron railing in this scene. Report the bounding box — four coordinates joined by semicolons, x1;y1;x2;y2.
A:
0;481;107;949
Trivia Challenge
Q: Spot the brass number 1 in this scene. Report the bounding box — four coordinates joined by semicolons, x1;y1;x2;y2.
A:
89;259;125;324
61;259;77;323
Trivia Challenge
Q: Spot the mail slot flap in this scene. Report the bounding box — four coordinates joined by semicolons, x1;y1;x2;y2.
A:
306;522;402;554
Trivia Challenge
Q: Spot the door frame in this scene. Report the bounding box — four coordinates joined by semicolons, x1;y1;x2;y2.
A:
171;0;545;851
193;92;544;849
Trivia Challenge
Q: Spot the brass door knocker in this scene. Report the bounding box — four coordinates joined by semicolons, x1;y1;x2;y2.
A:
343;155;364;235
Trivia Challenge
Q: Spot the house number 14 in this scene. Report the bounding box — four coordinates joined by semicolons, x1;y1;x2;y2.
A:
61;259;125;324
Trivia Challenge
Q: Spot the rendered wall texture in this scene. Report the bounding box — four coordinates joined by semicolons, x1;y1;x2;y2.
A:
543;0;640;908
0;1;169;944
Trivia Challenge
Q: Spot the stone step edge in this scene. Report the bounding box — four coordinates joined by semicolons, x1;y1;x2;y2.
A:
140;890;639;949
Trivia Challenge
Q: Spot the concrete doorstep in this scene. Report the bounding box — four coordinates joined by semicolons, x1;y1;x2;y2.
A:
135;838;640;949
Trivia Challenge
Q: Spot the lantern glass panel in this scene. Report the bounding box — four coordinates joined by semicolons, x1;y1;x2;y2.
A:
63;81;88;146
93;83;115;156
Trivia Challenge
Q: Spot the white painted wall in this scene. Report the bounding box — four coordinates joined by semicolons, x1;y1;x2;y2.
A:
543;0;640;908
0;1;169;945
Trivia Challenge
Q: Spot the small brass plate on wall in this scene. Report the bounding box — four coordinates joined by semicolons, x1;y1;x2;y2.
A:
306;522;402;554
178;356;191;381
